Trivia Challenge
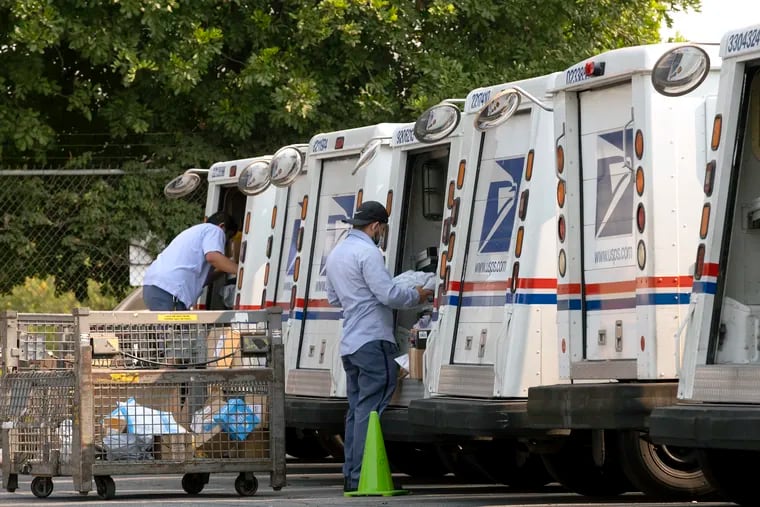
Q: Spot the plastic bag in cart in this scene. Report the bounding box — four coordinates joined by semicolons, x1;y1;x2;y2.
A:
110;397;187;435
102;433;153;461
212;398;260;441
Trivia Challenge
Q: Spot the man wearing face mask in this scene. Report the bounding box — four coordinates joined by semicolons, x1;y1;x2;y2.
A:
324;201;433;494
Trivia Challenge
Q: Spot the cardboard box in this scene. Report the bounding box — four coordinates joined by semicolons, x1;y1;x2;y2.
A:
205;329;241;368
193;424;235;458
236;427;270;459
154;433;193;461
409;348;424;380
244;394;269;428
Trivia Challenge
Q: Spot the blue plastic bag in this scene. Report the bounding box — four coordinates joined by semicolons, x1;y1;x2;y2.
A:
212;398;260;441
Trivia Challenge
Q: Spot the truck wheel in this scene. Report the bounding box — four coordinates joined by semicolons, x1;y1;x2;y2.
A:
495;441;552;489
386;441;448;479
540;430;631;496
617;430;714;499
698;448;756;506
436;442;494;482
285;428;329;459
317;431;345;460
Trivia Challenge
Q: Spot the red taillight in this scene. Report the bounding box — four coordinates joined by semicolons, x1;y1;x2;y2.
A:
636;204;645;233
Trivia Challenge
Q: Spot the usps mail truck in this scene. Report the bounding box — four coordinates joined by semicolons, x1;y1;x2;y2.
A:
526;44;720;498
403;74;561;486
163;156;272;310
648;25;760;507
374;115;467;477
268;125;413;460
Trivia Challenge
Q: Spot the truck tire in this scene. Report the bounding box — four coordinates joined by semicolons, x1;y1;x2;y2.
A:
540;430;631;496
617;430;714;499
698;448;755;506
285;428;329;460
386;441;448;479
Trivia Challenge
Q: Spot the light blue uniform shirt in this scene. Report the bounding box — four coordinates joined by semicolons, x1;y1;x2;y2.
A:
325;229;419;356
143;223;225;308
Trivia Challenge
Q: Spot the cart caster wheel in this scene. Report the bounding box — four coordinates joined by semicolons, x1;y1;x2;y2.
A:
95;475;115;500
273;486;282;491
31;477;54;498
235;472;258;496
181;473;208;495
6;473;18;492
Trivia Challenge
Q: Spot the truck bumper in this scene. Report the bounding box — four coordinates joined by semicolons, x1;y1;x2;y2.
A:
650;403;760;451
407;397;533;438
285;395;347;433
527;382;678;430
284;395;434;442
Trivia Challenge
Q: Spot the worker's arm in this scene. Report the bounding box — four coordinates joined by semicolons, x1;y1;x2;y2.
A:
205;251;238;275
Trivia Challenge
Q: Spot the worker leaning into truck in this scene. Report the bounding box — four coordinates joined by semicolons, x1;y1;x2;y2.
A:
142;211;239;311
324;201;433;493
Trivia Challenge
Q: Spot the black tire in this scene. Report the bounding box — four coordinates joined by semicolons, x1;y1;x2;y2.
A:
31;477;54;498
617;430;714;499
234;472;258;496
698;448;755;506
94;475;115;500
386;441;449;479
317;431;345;460
540;430;631;496
286;428;330;459
181;473;208;495
492;441;552;489
436;442;494;482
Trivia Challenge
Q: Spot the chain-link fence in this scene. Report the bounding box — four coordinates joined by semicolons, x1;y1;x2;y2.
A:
0;169;207;310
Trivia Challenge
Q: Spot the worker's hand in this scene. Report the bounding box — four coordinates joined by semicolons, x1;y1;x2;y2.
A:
416;286;434;304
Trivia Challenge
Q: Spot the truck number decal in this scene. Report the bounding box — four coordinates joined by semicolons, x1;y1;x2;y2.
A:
312;137;329;153
469;90;491;110
565;65;589;85
726;28;760;55
394;127;416;145
211;166;225;178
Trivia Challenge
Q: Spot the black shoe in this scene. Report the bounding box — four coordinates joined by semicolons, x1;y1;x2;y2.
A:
343;478;357;493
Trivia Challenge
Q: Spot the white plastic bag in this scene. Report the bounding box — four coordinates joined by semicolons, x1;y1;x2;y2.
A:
57;419;72;463
110;397;186;435
393;270;435;290
393;270;436;311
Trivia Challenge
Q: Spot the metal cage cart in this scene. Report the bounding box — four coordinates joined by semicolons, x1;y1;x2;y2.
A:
1;311;77;496
1;308;286;499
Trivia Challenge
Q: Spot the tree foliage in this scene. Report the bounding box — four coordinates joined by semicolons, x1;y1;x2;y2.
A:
0;0;700;300
1;0;700;163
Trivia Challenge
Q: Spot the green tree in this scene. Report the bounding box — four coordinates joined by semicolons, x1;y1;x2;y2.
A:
0;0;700;299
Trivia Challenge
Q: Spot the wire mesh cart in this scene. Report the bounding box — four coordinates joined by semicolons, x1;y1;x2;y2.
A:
1;307;286;499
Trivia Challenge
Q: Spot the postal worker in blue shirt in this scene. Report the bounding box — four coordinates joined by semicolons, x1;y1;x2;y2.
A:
142;211;240;311
324;200;433;493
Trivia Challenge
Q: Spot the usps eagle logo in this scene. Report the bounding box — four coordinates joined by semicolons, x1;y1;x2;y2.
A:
478;157;524;253
595;129;633;238
319;194;355;275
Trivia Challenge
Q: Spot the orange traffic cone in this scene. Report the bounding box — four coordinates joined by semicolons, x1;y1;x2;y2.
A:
344;410;408;497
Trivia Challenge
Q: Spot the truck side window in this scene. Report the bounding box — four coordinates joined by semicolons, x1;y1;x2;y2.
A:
421;160;445;220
